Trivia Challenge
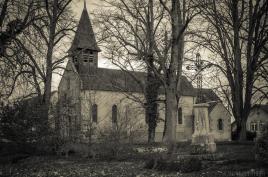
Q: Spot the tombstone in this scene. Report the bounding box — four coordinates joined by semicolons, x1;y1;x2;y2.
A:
192;103;216;153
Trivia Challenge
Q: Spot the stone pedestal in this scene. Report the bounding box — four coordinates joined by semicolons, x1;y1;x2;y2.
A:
191;103;216;153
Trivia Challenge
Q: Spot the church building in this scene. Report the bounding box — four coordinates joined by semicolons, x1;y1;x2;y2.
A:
58;4;231;143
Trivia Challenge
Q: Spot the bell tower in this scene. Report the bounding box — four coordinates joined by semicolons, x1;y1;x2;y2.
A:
69;0;100;75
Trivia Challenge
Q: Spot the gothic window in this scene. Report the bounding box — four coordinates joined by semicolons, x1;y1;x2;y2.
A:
112;105;117;123
218;119;223;130
178;107;183;124
92;104;98;123
67;78;70;90
250;121;258;131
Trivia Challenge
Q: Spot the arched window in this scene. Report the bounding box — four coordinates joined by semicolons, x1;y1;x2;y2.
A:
92;104;98;123
178;107;183;124
112;105;117;123
67;78;70;90
218;119;223;130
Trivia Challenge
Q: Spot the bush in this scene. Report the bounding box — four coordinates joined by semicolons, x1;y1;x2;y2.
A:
145;157;202;173
255;123;268;166
231;131;256;141
247;131;257;141
95;105;143;160
179;157;202;173
97;128;135;160
0;100;48;143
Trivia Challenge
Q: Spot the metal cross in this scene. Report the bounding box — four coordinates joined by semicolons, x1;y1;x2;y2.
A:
186;53;205;104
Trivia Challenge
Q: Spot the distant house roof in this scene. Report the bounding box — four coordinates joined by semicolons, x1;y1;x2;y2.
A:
69;7;100;52
252;104;268;114
80;68;196;96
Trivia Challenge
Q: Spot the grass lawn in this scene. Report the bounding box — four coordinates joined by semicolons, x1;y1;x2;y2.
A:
0;142;267;177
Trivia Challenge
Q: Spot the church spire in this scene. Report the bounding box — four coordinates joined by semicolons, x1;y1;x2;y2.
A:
69;0;100;52
84;0;87;10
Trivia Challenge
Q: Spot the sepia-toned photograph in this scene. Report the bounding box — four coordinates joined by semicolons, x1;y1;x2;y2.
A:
0;0;267;176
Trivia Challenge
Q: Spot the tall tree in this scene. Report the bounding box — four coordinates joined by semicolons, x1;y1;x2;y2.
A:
0;0;43;101
0;0;39;57
95;0;166;143
1;0;75;127
157;0;198;154
194;0;268;140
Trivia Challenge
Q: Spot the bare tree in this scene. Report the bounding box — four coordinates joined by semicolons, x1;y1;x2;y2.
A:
0;0;44;102
193;0;268;140
155;0;199;154
0;0;40;57
95;0;167;143
1;0;76;127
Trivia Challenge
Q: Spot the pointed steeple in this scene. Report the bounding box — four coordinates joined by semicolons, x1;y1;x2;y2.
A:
69;1;100;52
84;0;87;10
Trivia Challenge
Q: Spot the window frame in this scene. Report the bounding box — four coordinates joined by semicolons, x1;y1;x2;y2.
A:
218;119;224;131
250;122;257;132
177;107;183;125
112;105;117;124
92;104;98;123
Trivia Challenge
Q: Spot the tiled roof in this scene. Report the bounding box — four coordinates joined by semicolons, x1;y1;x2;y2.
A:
197;88;221;102
69;7;100;52
208;101;218;113
80;68;196;96
193;88;221;112
252;104;268;114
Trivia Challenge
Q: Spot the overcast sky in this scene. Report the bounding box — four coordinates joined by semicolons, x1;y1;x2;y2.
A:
72;0;100;16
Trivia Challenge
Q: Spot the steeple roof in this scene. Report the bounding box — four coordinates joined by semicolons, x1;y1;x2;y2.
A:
69;3;100;52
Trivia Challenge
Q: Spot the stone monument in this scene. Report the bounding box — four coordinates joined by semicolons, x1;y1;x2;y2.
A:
192;103;216;153
187;53;216;153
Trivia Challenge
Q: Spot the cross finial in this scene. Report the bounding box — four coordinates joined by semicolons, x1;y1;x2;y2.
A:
84;0;87;10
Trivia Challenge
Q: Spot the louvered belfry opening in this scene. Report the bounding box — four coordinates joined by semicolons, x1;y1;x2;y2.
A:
69;3;100;75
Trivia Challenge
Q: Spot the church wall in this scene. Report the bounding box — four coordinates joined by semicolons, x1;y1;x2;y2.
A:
58;61;82;138
209;103;231;141
80;90;148;142
154;96;195;142
80;90;196;142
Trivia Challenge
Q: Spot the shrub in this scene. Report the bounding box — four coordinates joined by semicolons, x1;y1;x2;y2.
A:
0;100;48;144
179;157;202;173
255;123;268;166
145;157;202;173
246;131;257;141
95;104;143;160
232;131;256;141
97;128;135;160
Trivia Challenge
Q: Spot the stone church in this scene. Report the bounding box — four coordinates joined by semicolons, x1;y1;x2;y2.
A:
58;5;231;143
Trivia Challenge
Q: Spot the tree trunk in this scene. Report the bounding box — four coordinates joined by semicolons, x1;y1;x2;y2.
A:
42;0;58;128
146;101;158;143
145;67;160;143
163;87;178;154
145;0;161;143
162;106;167;141
239;118;247;141
148;124;156;143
